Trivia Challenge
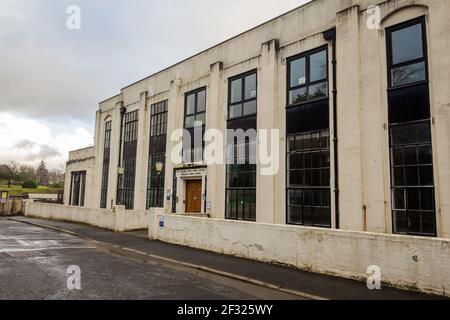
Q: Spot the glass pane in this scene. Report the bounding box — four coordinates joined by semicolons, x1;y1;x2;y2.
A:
290;57;306;88
419;166;433;186
404;146;417;165
288;136;296;152
289;87;307;105
393;211;408;233
393;167;404;186
420;188;434;210
407;188;420;210
229;104;242;118
393;189;405;209
244;73;257;100
405;166;419;185
195;113;205;126
185;115;195;128
243;100;257;115
391;23;424;65
310;50;327;82
421;213;435;235
186;94;195;115
418;145;432;165
408;211;421;234
390;121;430;146
392;147;403;166
310;132;320;149
231;79;242;104
391;61;426;87
309;82;328;100
288;206;302;224
197;90;206;112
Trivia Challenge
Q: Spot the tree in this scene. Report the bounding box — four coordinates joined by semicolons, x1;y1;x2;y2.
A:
49;168;65;185
36;160;49;186
0;164;15;187
17;165;36;183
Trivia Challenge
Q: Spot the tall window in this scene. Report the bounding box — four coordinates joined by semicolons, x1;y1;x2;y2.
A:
183;88;206;162
147;101;168;209
386;17;436;236
100;121;112;208
228;72;257;119
226;71;257;221
118;110;139;210
70;171;86;207
286;46;331;228
288;49;328;106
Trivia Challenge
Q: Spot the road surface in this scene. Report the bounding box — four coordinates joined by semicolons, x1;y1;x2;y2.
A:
0;218;301;300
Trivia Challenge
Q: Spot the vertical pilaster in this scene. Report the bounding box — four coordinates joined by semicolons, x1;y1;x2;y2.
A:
336;6;365;231
257;39;279;224
164;79;181;213
107;101;123;208
134;91;149;211
85;110;101;208
428;2;450;238
206;61;224;219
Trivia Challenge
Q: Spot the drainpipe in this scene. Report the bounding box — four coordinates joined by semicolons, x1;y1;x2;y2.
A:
323;28;339;229
116;104;127;205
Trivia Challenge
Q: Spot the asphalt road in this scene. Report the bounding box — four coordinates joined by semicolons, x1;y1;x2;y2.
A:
0;218;301;300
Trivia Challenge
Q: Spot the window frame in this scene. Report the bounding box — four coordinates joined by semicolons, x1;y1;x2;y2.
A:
386;16;429;90
386;16;436;237
70;171;86;207
285;129;331;228
183;87;207;163
225;138;257;222
227;69;258;121
119;110;139;210
286;45;329;108
183;87;207;129
100;120;112;208
147;100;168;209
388;120;436;237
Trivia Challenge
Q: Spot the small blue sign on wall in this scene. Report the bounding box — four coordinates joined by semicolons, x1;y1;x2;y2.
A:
159;217;165;228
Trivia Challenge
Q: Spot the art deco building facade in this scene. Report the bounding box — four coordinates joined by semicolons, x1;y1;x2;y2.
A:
64;0;450;238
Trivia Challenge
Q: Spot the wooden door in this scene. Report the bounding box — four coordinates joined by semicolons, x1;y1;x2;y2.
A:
185;180;202;213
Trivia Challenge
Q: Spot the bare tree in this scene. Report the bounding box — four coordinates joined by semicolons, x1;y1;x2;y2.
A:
0;164;15;188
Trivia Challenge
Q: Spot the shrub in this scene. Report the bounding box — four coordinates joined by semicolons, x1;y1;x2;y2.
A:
50;182;64;189
22;180;38;189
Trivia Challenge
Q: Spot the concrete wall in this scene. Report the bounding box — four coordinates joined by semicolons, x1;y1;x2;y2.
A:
0;199;23;216
24;201;147;232
148;210;450;297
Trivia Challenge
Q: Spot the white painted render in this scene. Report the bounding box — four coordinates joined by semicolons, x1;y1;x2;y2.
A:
65;0;450;237
24;201;147;232
28;0;449;296
148;209;450;297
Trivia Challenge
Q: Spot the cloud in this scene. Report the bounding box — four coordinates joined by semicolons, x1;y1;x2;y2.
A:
14;139;36;149
0;0;309;122
0;112;93;169
0;0;310;168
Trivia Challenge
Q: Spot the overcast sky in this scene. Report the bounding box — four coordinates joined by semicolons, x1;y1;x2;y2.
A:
0;0;310;169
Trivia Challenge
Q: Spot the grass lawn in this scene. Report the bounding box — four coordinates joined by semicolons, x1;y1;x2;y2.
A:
0;185;63;197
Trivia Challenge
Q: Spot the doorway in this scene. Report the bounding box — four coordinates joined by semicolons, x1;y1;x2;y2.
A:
185;180;202;213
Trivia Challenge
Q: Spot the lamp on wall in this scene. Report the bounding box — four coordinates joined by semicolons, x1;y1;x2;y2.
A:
155;162;163;175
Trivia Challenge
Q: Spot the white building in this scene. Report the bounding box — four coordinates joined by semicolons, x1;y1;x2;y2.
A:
64;0;450;239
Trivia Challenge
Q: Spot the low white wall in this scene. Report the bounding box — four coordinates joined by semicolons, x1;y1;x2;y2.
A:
24;201;148;232
28;194;58;200
148;211;450;297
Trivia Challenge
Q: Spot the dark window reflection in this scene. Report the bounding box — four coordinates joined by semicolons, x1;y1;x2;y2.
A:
391;23;423;65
